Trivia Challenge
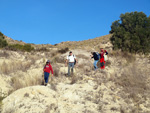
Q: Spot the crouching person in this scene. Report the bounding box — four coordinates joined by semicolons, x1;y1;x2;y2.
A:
43;60;53;86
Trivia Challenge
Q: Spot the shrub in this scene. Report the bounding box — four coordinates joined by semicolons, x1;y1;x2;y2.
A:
35;47;49;52
0;51;9;58
53;56;65;63
0;60;35;75
114;63;150;103
7;44;34;52
0;32;8;48
58;47;69;54
52;64;60;77
76;54;89;60
11;73;43;91
110;11;150;54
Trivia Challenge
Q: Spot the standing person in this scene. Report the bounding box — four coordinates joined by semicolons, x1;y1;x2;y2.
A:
99;47;108;69
43;60;53;86
65;51;78;76
90;52;100;70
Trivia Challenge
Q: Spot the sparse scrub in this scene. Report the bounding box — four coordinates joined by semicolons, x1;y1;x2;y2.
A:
113;63;150;103
105;60;111;67
6;44;34;52
76;54;89;60
0;51;9;58
58;47;69;54
52;64;60;77
53;56;65;63
0;60;35;75
110;51;136;63
11;73;43;91
70;74;78;84
0;32;8;48
35;47;49;52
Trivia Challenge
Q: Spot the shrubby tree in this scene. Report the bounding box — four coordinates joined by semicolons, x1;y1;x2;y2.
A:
110;11;150;54
0;32;8;48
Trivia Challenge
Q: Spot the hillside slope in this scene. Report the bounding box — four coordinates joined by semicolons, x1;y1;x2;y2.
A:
0;35;150;113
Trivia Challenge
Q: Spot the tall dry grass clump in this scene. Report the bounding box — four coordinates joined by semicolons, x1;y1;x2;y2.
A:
0;61;34;75
11;73;43;91
110;51;136;63
0;51;9;58
113;63;150;104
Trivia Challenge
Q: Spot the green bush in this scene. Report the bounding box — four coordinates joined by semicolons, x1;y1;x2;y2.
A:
7;44;34;52
110;11;150;54
0;32;8;48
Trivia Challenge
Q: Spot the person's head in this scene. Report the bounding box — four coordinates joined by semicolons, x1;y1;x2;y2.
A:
91;52;94;55
69;51;72;56
100;47;104;52
46;60;50;64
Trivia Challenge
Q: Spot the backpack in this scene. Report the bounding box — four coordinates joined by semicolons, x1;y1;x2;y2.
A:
96;52;100;60
73;55;76;65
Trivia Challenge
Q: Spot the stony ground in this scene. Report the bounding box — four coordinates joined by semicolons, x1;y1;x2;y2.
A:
0;49;150;113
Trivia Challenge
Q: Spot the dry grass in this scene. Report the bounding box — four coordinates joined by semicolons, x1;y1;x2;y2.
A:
54;34;111;50
53;56;65;64
11;73;43;91
0;51;9;58
113;63;150;104
76;54;89;60
110;51;136;63
0;52;42;75
77;62;93;75
52;64;60;77
0;61;34;75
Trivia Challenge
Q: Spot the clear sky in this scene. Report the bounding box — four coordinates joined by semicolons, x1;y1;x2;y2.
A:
0;0;150;45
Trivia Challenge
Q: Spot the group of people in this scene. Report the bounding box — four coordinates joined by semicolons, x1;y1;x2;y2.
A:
43;48;108;86
91;47;108;70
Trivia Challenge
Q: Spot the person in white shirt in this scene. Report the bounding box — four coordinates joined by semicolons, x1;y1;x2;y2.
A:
65;51;77;76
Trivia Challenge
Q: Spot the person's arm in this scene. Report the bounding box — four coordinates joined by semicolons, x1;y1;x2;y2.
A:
105;50;108;55
75;58;78;64
90;54;94;59
65;56;68;66
50;65;54;76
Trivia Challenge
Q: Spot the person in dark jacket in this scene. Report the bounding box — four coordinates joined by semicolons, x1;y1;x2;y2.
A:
43;60;53;86
91;52;100;70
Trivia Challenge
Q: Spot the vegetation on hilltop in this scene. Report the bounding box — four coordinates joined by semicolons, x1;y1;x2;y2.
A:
0;32;34;52
110;11;150;54
7;44;34;52
54;34;112;51
0;32;8;48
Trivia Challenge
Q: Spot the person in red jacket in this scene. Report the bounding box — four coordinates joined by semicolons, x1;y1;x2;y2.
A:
99;47;108;69
43;60;53;86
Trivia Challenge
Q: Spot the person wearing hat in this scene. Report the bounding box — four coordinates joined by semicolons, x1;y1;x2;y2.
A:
43;60;53;86
65;51;78;76
99;47;108;69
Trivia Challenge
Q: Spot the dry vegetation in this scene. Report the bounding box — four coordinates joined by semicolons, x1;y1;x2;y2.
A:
1;35;150;112
54;34;112;50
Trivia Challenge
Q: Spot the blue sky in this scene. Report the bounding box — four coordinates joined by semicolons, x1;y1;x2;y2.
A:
0;0;150;45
